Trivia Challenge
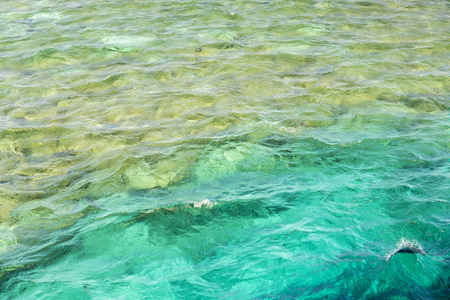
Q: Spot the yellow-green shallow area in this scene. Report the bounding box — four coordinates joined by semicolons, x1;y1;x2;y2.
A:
0;0;449;299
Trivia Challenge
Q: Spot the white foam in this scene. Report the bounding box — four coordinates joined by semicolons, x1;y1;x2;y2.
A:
192;199;215;209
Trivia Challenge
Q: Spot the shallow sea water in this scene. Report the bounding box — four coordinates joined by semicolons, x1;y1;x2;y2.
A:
0;0;449;299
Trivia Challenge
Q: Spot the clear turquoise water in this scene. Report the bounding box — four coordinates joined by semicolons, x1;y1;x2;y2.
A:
0;0;449;299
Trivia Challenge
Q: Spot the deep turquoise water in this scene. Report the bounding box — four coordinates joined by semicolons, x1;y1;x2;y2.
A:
0;0;449;299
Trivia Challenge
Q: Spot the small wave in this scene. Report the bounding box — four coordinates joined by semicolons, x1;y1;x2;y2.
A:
143;199;216;214
386;238;426;261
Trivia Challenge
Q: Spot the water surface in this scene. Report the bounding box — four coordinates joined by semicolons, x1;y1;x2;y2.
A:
0;0;449;298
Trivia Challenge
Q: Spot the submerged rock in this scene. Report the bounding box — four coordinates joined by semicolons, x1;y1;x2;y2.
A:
377;93;447;112
101;34;156;49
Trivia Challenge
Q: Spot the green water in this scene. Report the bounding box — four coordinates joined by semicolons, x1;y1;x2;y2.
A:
0;0;449;298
